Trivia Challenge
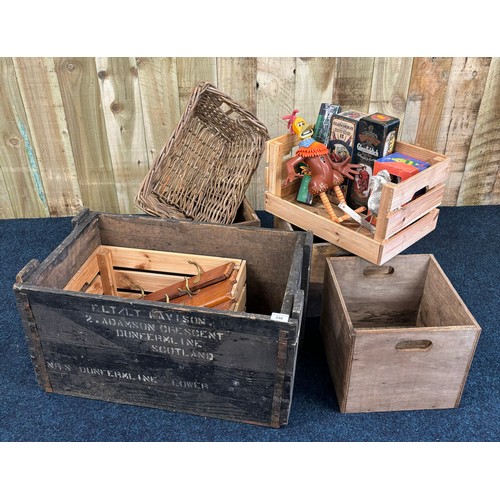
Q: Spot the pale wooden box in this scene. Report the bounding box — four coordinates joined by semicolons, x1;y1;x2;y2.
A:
320;254;481;413
265;134;450;265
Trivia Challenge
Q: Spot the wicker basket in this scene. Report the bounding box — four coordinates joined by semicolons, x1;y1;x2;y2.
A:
135;81;269;224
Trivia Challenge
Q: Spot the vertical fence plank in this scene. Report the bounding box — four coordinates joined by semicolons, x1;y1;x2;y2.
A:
435;58;492;206
95;57;149;214
368;57;413;123
250;57;296;209
458;58;500;205
136;57;181;164
13;57;82;216
294;57;337;121
176;57;217;113
331;57;375;113
0;57;49;218
55;57;119;213
0;171;15;219
217;57;257;114
399;57;453;149
218;58;261;210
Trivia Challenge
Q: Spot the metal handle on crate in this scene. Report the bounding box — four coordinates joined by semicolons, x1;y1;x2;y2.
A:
395;340;433;352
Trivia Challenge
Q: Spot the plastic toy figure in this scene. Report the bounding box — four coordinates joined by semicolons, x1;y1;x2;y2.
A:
281;110;365;224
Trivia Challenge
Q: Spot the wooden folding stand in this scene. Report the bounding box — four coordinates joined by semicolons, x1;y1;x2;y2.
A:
65;245;247;312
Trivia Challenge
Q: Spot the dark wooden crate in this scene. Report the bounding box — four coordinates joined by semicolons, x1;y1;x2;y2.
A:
320;254;481;413
14;210;312;427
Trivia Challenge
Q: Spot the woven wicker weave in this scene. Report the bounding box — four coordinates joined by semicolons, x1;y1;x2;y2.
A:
135;81;269;224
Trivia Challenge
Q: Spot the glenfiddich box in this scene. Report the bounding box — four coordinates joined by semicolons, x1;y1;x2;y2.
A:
349;113;400;209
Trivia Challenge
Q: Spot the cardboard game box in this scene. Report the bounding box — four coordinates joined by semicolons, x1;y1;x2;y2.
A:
374;152;430;182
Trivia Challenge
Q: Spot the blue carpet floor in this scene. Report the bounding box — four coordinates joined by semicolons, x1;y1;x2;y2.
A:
0;206;498;442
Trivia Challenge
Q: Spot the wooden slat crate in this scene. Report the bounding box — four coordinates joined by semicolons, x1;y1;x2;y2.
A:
265;134;451;265
14;210;312;427
320;254;481;413
64;245;247;311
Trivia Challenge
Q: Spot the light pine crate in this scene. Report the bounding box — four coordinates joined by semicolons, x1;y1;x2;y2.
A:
320;254;481;413
265;134;450;265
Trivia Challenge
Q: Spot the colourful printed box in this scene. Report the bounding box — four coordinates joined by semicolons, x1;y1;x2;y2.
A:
375;152;430;198
375;152;430;181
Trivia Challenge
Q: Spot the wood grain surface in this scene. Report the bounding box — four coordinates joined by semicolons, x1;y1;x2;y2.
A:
0;58;49;218
457;57;500;205
95;57;149;214
1;57;498;217
13;57;82;216
55;57;119;213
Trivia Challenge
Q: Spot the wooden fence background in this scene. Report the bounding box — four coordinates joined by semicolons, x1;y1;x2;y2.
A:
0;57;498;219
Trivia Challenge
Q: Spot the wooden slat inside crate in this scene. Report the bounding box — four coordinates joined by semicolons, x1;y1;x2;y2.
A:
96;247;118;296
63;244;246;311
234;285;247;312
65;245;243;291
101;245;243;274
77;268;211;295
85;275;104;294
231;260;246;301
115;269;185;291
63;247;100;292
382;184;446;239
